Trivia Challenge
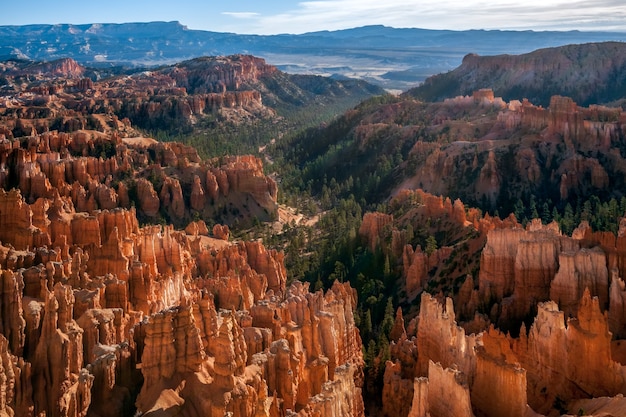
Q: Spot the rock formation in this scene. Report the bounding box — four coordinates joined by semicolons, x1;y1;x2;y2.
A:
359;212;393;253
0;53;380;141
359;189;486;304
4;46;626;417
0;175;363;417
356;183;626;417
0;97;365;417
411;42;626;107
0;129;278;228
340;83;626;220
383;289;626;417
373;203;626;417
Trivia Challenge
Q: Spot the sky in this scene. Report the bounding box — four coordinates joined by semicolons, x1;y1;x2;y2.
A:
2;0;626;35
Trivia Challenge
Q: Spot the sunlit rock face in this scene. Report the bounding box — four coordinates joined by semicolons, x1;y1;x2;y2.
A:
0;129;278;228
376;213;626;417
0;171;363;416
0;106;365;417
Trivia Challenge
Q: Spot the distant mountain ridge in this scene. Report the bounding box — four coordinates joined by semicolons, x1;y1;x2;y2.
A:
0;54;384;158
407;41;626;106
2;21;626;90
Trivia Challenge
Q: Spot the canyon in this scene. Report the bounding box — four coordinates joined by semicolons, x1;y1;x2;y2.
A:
0;56;373;417
0;129;364;417
2;46;626;417
5;129;626;415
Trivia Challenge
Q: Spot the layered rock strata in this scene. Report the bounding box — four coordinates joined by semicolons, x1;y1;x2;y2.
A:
0;140;361;417
385;291;626;417
0;131;278;228
372;194;626;416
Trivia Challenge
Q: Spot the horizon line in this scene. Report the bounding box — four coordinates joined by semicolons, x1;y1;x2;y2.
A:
1;21;626;36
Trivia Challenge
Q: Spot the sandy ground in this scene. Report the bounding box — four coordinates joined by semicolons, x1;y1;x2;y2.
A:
278;205;304;225
272;205;321;234
122;137;158;147
192;235;231;251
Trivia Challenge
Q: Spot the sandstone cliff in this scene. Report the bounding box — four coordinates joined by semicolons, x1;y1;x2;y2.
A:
0;131;278;228
0;54;381;138
0;180;363;417
410;42;626;107
304;82;626;226
369;206;626;417
383;290;626;417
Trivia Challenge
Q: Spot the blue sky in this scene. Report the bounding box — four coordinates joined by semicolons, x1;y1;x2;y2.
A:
2;0;626;34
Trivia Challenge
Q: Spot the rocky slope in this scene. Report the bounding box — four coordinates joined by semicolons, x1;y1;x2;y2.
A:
385;287;626;417
0;130;364;417
356;187;626;416
0;57;376;417
0;55;383;136
408;42;626;106
283;88;626;219
404;92;626;212
0;129;277;228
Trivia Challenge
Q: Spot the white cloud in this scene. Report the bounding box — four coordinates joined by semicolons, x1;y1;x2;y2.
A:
221;12;260;20
230;0;626;34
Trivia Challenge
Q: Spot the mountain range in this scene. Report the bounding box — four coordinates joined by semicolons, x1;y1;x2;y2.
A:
3;21;626;90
